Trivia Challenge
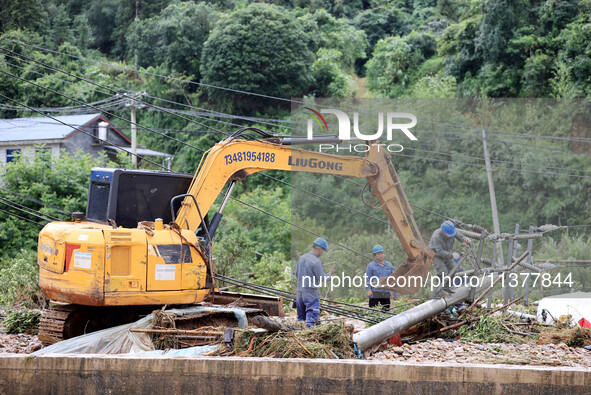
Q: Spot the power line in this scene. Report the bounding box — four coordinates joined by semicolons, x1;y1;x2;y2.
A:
404;147;591;174
0;186;71;214
0;46;292;138
0;207;45;226
414;129;591;156
0;67;218;167
0;196;56;222
6;40;301;105
392;151;591;179
255;172;390;226
0;92;164;169
0;47;232;140
9;39;591;147
0;53;118;98
2;50;294;133
231;196;374;261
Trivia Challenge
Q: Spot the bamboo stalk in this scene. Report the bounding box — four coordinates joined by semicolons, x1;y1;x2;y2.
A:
130;328;224;335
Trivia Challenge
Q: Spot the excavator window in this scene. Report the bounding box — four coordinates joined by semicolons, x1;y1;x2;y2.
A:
86;168;193;227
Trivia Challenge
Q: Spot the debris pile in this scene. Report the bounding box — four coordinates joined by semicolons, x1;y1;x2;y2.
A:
146;309;225;350
220;320;357;359
537;324;591;347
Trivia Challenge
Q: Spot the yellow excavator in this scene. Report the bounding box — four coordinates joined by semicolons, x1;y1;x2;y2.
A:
37;129;433;343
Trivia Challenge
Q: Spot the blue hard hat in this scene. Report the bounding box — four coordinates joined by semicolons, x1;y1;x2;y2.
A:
313;237;328;251
441;220;456;237
372;244;384;254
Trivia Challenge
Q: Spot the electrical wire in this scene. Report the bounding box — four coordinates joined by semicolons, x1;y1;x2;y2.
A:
0;196;55;222
403;146;591;174
0;47;233;141
0;186;71;214
2;47;587;260
231;196;374;261
2;49;294;133
0;92;165;169
8;39;591;147
0;207;45;225
392;151;591;179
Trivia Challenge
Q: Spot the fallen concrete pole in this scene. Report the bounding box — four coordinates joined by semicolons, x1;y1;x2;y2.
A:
354;251;529;350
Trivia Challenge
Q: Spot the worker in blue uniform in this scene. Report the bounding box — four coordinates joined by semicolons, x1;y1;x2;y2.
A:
295;237;334;327
365;244;395;310
429;220;471;293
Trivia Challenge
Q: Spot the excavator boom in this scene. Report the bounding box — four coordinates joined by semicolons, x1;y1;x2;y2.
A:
175;137;432;293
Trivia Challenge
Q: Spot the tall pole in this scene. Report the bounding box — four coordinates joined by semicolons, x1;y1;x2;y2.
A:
131;105;137;168
482;129;504;266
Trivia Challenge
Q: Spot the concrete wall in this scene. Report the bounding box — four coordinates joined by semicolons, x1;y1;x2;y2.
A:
0;354;589;394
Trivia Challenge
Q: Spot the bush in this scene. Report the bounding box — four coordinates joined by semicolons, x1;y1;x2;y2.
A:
3;309;41;334
0;249;46;309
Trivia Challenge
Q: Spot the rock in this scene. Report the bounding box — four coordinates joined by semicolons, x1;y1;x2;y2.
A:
392;347;404;355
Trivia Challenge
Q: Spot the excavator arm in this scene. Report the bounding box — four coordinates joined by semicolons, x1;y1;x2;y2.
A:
175;137;433;294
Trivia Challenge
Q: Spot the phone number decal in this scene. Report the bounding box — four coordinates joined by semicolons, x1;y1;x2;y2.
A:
224;152;275;165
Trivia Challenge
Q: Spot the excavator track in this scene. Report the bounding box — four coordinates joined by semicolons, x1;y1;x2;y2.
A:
38;292;283;347
38;304;78;346
38;304;158;346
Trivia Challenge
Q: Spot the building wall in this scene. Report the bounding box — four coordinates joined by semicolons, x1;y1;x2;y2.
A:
0;122;130;164
0;143;61;165
62;124;129;158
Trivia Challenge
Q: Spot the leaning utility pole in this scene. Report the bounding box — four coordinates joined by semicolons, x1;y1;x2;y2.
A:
482;129;504;267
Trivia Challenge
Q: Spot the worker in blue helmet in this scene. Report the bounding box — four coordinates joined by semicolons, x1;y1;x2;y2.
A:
365;244;395;310
429;221;471;293
295;237;335;327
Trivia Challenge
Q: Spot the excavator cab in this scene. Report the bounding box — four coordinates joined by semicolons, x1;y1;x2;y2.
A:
85;168;194;227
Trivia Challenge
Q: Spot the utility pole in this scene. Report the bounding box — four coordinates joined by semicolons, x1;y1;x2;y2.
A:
124;92;145;168
482;129;504;267
131;105;137;168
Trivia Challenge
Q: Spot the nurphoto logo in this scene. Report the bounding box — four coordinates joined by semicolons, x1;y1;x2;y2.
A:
304;107;418;153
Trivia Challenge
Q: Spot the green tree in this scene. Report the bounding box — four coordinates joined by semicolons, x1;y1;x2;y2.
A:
47;3;74;47
130;2;219;79
299;10;367;72
365;36;415;96
311;48;353;98
200;3;314;111
0;0;47;34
